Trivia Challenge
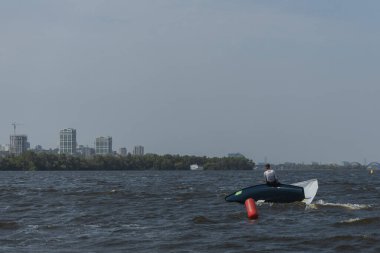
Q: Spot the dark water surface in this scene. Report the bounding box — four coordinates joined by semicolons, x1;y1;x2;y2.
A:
0;169;379;252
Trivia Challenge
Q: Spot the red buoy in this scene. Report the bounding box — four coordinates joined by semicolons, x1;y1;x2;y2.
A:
245;198;258;219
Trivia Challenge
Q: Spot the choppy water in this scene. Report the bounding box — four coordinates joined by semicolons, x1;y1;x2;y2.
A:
0;169;379;253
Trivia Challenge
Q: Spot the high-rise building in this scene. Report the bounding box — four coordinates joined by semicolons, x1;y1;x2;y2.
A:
10;135;28;155
34;145;43;151
119;147;127;156
133;145;144;156
59;128;77;155
0;144;9;158
77;145;95;157
95;136;112;155
0;144;9;152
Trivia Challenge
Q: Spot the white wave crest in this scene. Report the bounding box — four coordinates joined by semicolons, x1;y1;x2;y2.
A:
314;200;371;210
339;218;361;223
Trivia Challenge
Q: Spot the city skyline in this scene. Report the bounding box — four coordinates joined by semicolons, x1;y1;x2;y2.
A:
1;127;134;156
0;126;374;165
1;1;380;163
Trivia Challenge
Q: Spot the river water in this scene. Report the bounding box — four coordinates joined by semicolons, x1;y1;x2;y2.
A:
0;169;379;252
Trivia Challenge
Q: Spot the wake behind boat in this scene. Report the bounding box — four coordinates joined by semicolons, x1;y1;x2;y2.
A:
225;179;318;204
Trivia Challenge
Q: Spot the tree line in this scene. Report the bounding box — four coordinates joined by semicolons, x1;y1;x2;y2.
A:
275;162;366;170
0;151;255;171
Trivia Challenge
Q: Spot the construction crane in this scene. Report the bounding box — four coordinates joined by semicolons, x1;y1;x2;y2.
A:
11;122;23;135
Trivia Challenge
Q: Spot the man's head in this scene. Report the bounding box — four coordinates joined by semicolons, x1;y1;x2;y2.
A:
265;163;271;170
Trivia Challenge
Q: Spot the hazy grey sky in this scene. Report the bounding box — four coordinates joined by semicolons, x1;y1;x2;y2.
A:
1;0;380;163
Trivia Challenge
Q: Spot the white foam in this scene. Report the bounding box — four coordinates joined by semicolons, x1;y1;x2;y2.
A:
314;200;371;210
339;218;361;223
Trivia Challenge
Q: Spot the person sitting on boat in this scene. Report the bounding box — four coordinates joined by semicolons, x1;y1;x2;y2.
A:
264;163;280;186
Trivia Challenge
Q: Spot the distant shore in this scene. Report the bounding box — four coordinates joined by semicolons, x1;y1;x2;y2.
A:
0;151;371;171
0;151;255;171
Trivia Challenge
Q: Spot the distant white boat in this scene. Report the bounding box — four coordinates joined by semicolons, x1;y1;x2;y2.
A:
190;164;204;170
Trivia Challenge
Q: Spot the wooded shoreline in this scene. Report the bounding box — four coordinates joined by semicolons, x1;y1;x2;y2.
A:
0;151;255;171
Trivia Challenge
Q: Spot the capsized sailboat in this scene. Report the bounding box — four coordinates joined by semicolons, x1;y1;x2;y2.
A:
225;179;318;204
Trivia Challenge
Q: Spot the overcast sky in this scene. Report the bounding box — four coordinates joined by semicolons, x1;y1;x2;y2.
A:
1;0;380;164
